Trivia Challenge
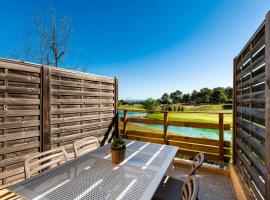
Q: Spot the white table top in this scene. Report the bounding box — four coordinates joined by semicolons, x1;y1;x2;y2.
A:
10;140;178;200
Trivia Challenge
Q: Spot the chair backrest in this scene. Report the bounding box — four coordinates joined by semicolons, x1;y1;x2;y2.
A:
181;175;198;200
74;136;99;158
188;153;204;177
24;147;69;179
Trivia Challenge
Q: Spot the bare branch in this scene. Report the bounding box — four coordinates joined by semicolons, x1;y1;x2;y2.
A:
22;8;73;67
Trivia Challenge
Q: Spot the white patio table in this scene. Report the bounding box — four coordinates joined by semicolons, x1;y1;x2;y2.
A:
9;140;178;200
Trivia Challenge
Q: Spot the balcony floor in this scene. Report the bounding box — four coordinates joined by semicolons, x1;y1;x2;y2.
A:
173;167;237;200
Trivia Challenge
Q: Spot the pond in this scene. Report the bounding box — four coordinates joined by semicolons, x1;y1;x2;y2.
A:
118;110;232;141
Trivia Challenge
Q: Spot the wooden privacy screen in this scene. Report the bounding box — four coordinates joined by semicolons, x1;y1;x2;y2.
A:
0;58;118;189
233;11;270;200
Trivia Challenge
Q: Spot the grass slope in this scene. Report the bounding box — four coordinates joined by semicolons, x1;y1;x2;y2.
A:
147;112;232;126
119;104;232;126
183;104;231;113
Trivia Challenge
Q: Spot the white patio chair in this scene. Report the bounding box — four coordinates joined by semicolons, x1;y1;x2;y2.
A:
24;147;69;179
73;136;99;158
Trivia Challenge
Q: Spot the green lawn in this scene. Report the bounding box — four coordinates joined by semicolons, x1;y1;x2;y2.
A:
183;104;231;113
118;104;145;111
119;104;232;126
147;112;232;126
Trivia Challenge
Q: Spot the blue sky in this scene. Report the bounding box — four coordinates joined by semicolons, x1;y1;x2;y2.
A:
0;0;269;99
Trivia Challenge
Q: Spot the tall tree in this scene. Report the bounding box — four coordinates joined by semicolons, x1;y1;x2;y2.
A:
24;9;73;67
198;88;212;103
182;93;191;103
225;87;233;100
190;90;199;104
161;93;171;104
211;87;228;103
170;90;182;103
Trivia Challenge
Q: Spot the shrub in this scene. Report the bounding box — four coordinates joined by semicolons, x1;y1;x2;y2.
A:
143;98;158;110
222;104;232;110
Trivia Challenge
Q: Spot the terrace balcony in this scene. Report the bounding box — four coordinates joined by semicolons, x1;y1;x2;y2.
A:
1;10;270;200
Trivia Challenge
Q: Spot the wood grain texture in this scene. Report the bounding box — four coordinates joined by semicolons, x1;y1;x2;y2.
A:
0;58;116;189
234;15;267;199
264;10;270;200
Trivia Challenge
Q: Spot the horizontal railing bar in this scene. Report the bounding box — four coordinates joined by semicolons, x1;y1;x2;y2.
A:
120;117;231;130
118;109;232;114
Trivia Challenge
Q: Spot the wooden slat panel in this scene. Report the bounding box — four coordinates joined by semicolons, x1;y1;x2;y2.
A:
49;68;116;158
50;68;115;83
236;118;265;139
237;90;265;101
236;128;265;160
0;60;41;73
51;89;114;97
167;134;231;147
51;107;114;114
236;150;265;196
265;11;270;199
0;73;40;83
0;59;42;188
0;58;116;189
51;99;114;105
51;79;114;90
237;71;265;90
236;138;266;176
0;131;40;142
237;107;265;120
0;98;40;105
0;86;40;94
234;16;267;199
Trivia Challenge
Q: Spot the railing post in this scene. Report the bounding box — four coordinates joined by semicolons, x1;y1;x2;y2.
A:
41;66;51;152
219;113;224;161
114;77;119;138
163;112;168;144
123;110;128;138
233;58;237;165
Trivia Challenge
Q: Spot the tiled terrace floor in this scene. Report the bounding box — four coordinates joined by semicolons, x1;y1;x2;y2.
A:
173;167;237;200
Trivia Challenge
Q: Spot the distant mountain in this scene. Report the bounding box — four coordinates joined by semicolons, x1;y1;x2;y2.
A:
122;99;144;103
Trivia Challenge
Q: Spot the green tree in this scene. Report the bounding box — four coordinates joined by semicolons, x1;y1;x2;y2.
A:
210;87;228;103
161;93;171;104
190;90;199;104
225;87;233;101
170;90;182;103
198;88;212;103
182;93;191;103
143;98;158;110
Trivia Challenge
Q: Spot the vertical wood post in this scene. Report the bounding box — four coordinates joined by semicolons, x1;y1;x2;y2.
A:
233;58;237;164
114;78;119;137
163;112;168;144
123;110;128;138
219;113;224;161
41;66;51;152
264;10;270;200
